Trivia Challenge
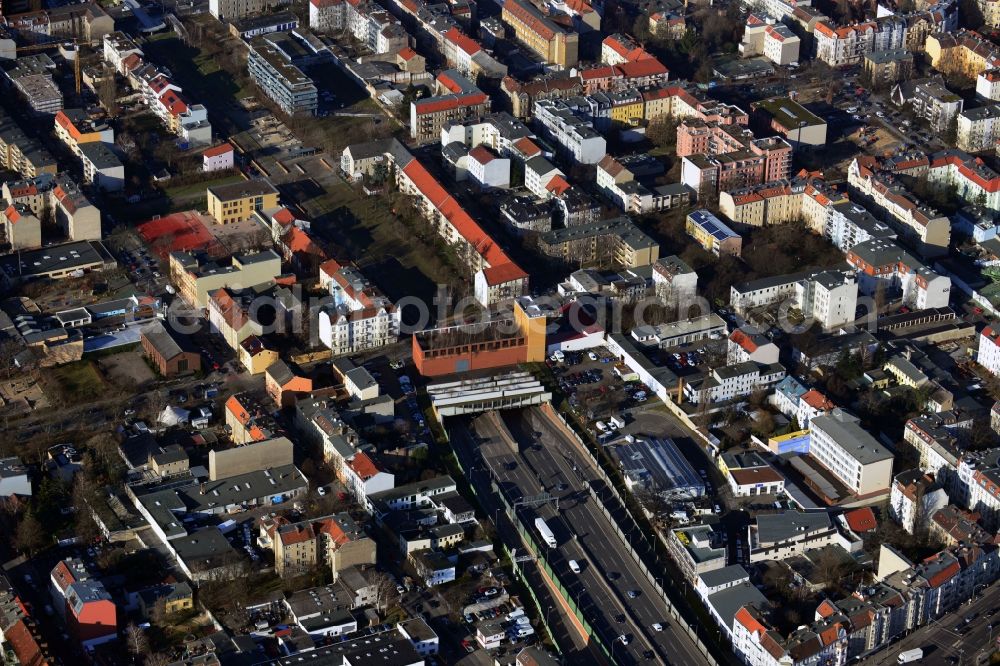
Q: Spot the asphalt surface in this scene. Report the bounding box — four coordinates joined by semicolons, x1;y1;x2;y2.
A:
450;420;605;664
463;407;712;666
860;581;1000;665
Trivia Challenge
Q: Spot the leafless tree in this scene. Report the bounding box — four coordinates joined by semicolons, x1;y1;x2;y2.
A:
366;570;398;614
125;621;150;662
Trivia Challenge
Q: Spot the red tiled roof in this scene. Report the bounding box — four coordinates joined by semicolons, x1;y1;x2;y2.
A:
225;394;251;426
347;451;382;480
545;175;571;196
730;329;758;353
617;58;669;79
800;389;834;411
512;137;541;157
503;0;556;40
203;142;233;158
468;145;495;164
397;46;418;61
844;507;877;533
444;27;481;56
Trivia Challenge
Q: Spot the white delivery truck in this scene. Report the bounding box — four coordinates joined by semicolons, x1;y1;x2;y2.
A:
897;648;923;663
534;517;557;548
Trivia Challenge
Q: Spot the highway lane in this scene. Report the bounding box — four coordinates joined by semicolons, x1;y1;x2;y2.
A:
504;407;713;666
449;419;606;664
474;408;712;666
473;412;654;664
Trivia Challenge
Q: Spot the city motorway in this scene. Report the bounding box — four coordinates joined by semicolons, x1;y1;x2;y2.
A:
452;407;713;666
860;581;1000;666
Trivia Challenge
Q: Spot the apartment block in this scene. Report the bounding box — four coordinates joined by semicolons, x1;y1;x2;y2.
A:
54;109;113;156
740;16;800;65
168;249;283;308
318;260;400;356
682;361;785;404
957;104;1000;152
264;513;376;579
410;71;490;145
847;157;949;257
824;201;897;252
926;30;1000;81
78;142;124;192
751;97;827;146
0;110;57;179
809;408;894;496
207;179;280;224
3;173;101;241
596;155;691;214
501;0;579;68
977;69;1000;101
891;78;963;135
863;49;913;89
247;31;320;117
846;237;951;310
209;0;282;21
309;0;344;32
532;98;606;164
538;216;659;268
719;174;842;230
730;268;858;330
686;210;742;257
2;204;41;250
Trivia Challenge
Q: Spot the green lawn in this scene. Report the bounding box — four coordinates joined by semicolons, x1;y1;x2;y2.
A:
164;173;245;203
45;361;106;405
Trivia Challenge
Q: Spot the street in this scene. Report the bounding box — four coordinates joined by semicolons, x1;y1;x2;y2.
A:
861;581;1000;665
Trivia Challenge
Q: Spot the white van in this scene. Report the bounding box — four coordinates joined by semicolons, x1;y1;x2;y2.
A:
595;421;608;432
569;559;581;573
550;350;565;362
609;416;625;430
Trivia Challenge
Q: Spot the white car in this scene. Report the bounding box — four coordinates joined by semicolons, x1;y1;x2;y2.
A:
317;487;327;496
618;635;630;645
652;623;664;632
588;351;598;361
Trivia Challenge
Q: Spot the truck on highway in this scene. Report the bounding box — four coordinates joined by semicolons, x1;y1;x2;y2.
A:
534;517;557;548
897;648;923;663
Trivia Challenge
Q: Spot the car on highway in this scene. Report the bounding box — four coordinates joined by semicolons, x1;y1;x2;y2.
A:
627;590;639;599
569;559;581;573
652;623;664;632
618;634;630;645
643;650;655;660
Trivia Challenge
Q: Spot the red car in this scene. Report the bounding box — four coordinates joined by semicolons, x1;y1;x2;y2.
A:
974;306;984;315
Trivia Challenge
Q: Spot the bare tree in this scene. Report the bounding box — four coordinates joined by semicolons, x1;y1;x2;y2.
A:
366;570;398;614
99;67;119;116
125;622;149;662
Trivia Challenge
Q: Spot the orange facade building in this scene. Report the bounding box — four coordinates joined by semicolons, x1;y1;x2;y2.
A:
413;301;546;377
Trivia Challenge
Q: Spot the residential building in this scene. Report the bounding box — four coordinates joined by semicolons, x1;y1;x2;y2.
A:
727;327;780;365
730;268;859;330
846;238;951;310
533;98;606;164
247;32;319;117
77;142;123;192
891;78;963;135
652;255;698;311
0;109;57;178
501;0;579;68
266;513;375;578
890;470;949;534
411;71;490;145
682;361;785;404
318;261;400;356
748;511;840;562
957;104;1000;153
209;0;282;20
771;376;834;428
2;204;41;250
538;216;659;268
631;314;727;349
343;138;527;304
207;179;280;224
719;174;844;230
309;0;344;32
65;580;117;649
203;143;235;172
824;200;897;252
977;69;1000;101
140;320;200;376
53;109;113;156
926;149;1000;212
863;49;914;89
740;17;801;65
168;249;282;308
667;523;727;582
685;209;742;257
847;157;950;257
978;326;1000;376
809;408;894;496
